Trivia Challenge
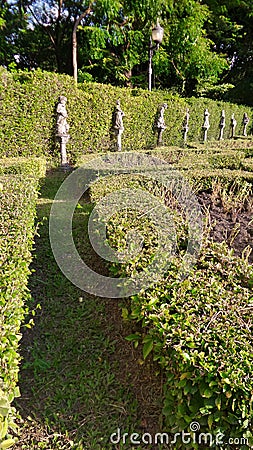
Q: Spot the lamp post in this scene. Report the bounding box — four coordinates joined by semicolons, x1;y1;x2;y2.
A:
148;21;164;91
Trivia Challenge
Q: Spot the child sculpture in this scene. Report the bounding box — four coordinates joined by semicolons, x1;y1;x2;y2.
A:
56;95;70;166
242;112;250;137
218;110;225;140
155;103;168;146
230;113;237;138
202;108;210;142
182;108;190;142
112;100;125;151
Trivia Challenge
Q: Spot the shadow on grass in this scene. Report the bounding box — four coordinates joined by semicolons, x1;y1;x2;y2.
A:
14;170;164;450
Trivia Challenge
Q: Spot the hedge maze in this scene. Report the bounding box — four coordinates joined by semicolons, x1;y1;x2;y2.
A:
1;69;253;448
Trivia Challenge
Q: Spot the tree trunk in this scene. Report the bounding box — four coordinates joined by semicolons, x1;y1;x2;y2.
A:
73;5;93;84
124;68;133;87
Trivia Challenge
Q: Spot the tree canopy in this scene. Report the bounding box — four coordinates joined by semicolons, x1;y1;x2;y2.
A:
0;0;252;101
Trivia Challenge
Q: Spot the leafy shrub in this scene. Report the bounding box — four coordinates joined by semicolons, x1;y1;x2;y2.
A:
123;241;253;448
185;169;253;192
0;157;46;446
241;158;253;172
0;157;46;177
209;152;245;170
89;168;253;449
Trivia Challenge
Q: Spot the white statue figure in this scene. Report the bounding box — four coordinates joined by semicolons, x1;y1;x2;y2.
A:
156;102;168;145
202;108;210;142
230;113;237;138
183;108;190;142
56;95;70;136
56;95;70;166
218;110;226;140
112;100;125;151
242;112;250;137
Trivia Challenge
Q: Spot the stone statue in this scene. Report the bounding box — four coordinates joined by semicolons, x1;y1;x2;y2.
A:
242;112;250;137
112;100;125;151
56;95;69;136
230;113;237;138
56;95;70;166
182;108;190;142
218;110;226;140
155;103;168;145
202;108;210;142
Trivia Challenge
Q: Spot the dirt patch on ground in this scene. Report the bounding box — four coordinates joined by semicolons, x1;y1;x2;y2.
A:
197;190;253;261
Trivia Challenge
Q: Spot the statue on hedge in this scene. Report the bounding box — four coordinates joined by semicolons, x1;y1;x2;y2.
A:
56;95;69;136
202;108;210;142
155;103;168;146
182;108;190;142
230;113;237;138
218;110;226;140
56;95;70;166
112;100;125;151
242;112;250;137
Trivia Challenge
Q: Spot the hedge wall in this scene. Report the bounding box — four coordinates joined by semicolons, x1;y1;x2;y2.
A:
0;67;252;163
0;157;47;177
0;157;46;447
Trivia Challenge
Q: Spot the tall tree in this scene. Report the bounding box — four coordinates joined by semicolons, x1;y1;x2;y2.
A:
72;3;93;83
152;0;228;95
0;0;231;95
204;0;253;86
0;1;28;69
76;0;228;91
76;0;170;86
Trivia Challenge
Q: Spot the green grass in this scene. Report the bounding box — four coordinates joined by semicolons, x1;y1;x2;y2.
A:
13;170;164;450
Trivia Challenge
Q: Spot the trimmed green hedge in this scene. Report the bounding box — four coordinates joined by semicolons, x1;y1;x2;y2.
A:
0;67;252;163
89;167;253;448
88;149;253;201
0;158;46;447
0;157;46;177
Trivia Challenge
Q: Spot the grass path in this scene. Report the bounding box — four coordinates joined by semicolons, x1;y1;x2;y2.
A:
13;170;164;450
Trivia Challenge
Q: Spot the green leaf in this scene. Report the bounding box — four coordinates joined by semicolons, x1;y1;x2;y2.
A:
0;439;16;449
202;389;213;398
143;339;153;360
121;308;129;320
0;399;10;418
180;372;192;380
243;419;249;428
208;415;213;429
125;333;141;341
0;419;8;441
215;396;221;411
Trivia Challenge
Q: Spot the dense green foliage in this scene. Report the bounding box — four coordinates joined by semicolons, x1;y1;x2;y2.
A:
205;0;253;104
0;157;46;177
124;243;253;447
0;157;46;447
1;0;253;99
89;152;253;448
0;0;226;93
0;69;252;164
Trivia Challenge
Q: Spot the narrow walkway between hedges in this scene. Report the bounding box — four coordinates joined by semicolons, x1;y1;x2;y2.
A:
13;170;164;450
